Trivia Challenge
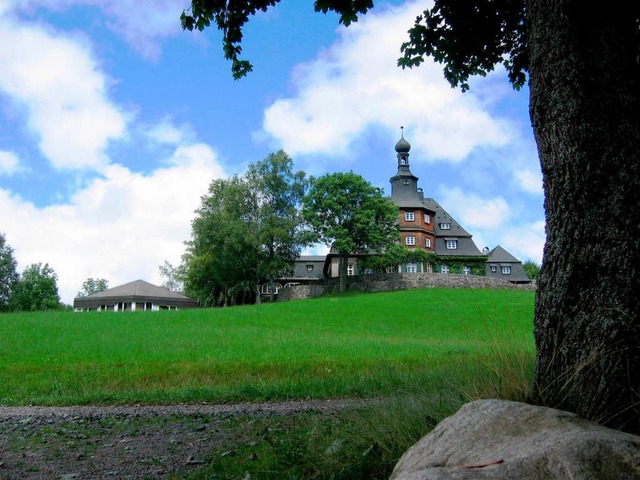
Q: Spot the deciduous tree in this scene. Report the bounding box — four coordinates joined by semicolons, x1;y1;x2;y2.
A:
246;151;311;302
302;171;398;292
11;263;62;312
184;175;257;306
182;1;640;432
184;151;309;306
522;260;541;281
76;278;109;298
158;261;186;293
0;233;19;313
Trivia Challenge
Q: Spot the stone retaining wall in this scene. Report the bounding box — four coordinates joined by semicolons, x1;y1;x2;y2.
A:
278;273;534;302
277;283;325;302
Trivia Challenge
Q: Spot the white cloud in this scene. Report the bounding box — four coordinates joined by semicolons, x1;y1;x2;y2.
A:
260;1;513;162
437;187;511;230
3;0;185;59
145;118;196;147
0;151;19;176
0;143;225;304
97;0;186;59
0;18;128;170
515;169;543;195
502;220;546;264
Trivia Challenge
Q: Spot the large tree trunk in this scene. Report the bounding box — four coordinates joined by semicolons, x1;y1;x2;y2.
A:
528;1;640;432
339;253;348;292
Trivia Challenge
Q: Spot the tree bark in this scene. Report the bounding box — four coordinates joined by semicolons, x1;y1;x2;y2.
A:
528;1;640;432
339;253;348;292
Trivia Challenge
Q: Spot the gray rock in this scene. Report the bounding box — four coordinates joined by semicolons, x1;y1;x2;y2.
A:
390;399;640;480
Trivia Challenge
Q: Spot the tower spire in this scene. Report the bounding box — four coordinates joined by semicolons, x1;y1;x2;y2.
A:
395;126;411;166
390;128;419;200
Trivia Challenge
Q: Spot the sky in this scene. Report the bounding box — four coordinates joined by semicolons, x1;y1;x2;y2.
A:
0;0;545;305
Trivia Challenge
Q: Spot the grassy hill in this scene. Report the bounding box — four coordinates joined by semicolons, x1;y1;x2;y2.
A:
0;288;535;407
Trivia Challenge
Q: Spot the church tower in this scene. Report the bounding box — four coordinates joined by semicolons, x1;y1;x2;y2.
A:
389;127;421;203
389;128;436;258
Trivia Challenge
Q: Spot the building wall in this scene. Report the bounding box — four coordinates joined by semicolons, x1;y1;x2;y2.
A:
398;208;436;252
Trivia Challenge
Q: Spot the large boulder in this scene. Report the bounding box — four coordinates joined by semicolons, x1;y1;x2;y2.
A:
390;399;640;479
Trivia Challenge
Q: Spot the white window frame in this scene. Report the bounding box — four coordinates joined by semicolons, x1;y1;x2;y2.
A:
405;236;416;246
406;262;417;273
441;265;450;274
440;223;451;230
463;266;471;275
347;263;355;276
446;240;457;250
387;265;397;273
424;213;431;224
425;238;432;248
261;283;282;294
490;265;497;273
501;265;512;275
404;211;415;221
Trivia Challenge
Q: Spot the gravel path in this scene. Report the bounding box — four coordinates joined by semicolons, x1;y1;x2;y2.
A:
0;399;369;480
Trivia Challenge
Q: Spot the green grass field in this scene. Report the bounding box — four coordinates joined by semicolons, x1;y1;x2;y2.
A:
0;288;535;407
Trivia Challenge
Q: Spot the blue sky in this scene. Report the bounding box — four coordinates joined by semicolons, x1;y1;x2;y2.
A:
0;0;545;304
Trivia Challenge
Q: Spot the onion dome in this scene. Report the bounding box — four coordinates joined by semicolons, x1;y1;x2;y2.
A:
395;126;411;153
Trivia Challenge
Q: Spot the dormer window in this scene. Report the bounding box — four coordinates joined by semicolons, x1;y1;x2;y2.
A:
440;223;451;230
405;212;415;221
306;265;314;272
501;266;512;275
446;240;458;250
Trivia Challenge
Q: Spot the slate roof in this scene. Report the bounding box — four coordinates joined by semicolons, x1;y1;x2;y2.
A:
73;279;199;309
420;198;484;257
288;256;326;280
486;245;521;263
486;246;531;283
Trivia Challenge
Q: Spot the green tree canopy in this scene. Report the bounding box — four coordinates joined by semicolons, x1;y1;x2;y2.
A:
11;263;63;312
184;150;310;306
76;278;109;298
180;0;640;433
0;233;19;313
158;261;186;292
184;175;258;306
522;260;541;281
302;171;398;292
246;151;312;301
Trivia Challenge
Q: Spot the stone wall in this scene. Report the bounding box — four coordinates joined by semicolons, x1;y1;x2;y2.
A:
277;283;325;302
278;273;534;302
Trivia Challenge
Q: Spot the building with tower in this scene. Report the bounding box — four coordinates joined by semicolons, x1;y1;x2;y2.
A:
386;128;488;275
321;129;528;282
